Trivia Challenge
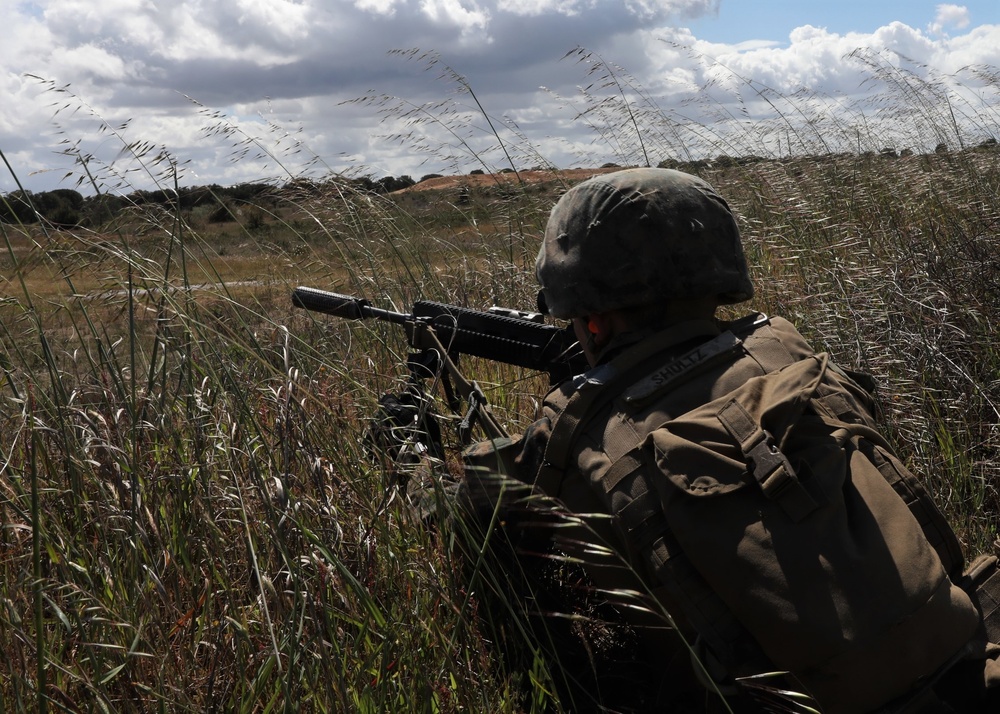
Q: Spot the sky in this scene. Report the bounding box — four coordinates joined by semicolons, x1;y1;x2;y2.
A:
1;0;998;195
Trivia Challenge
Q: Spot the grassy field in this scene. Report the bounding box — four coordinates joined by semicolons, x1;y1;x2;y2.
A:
2;72;1000;711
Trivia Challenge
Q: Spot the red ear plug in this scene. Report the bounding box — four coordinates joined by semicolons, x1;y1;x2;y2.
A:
588;319;600;334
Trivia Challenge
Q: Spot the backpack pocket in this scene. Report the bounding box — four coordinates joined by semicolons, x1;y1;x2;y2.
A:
640;355;980;713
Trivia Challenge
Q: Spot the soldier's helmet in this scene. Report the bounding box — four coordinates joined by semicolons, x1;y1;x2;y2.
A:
536;168;753;319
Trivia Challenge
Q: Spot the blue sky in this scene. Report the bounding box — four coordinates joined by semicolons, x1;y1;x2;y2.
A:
689;1;996;43
2;1;999;193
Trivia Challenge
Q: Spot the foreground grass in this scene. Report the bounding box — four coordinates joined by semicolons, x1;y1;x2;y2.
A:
2;89;1000;712
0;173;562;712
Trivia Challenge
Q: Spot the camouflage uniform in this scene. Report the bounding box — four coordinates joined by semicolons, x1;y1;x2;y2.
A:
460;169;762;711
460;169;1000;713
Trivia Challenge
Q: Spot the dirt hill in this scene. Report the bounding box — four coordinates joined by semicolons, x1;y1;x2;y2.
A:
395;167;626;193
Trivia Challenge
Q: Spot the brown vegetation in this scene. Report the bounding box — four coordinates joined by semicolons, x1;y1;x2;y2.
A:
2;52;999;711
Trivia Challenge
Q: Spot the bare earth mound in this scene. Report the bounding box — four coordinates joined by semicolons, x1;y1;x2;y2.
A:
394;167;625;193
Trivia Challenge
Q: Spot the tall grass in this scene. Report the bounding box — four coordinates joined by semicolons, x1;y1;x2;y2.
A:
1;50;998;712
720;148;1000;551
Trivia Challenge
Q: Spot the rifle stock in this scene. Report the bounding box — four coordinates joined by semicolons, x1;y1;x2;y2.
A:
292;286;586;384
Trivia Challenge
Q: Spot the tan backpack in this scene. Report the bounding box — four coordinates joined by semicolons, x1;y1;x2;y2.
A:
536;314;983;713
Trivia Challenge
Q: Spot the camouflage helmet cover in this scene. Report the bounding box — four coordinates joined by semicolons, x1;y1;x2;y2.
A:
535;168;753;319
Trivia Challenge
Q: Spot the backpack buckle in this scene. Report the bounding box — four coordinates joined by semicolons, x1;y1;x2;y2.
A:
745;432;818;522
719;401;820;521
746;430;796;493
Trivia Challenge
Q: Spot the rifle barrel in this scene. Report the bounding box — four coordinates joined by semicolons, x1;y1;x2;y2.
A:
291;287;408;324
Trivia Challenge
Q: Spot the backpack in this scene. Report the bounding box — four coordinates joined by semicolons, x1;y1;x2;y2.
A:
535;314;983;713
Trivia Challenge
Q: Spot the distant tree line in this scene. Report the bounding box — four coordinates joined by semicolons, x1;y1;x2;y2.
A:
0;173;430;228
7;141;1000;229
0;182;278;228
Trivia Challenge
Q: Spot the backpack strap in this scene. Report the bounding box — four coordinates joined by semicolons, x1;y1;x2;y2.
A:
826;419;967;578
740;320;797;374
535;315;769;496
717;399;819;522
533;314;798;679
594;443;749;669
963;555;1000;644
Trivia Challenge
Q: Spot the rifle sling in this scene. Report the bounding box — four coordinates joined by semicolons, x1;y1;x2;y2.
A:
413;322;509;441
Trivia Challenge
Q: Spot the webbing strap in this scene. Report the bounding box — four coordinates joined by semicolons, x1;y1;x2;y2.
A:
621;331;745;405
965;555;1000;645
536;318;763;496
564;317;781;677
616;489;669;546
741;322;797;374
648;533;744;666
717;400;819;522
979;576;1000;645
838;423;966;577
600;445;749;656
600;450;643;493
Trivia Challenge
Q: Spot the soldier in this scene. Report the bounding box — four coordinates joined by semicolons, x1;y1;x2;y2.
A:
460;168;1000;713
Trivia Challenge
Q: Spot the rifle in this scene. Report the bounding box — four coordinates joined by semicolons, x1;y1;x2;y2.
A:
291;286;586;444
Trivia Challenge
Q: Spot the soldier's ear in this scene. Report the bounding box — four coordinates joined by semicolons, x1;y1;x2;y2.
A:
586;312;617;347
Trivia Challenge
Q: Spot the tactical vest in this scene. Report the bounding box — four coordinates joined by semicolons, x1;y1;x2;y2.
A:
533;314;988;713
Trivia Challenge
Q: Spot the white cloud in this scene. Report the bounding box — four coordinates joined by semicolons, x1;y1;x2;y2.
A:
929;4;971;35
496;0;589;15
42;0;314;64
2;0;999;194
940;24;1000;70
355;0;402;14
51;44;129;82
419;0;490;38
626;0;716;21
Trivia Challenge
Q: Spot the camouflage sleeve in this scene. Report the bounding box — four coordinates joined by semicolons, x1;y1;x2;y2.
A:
458;417;552;525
